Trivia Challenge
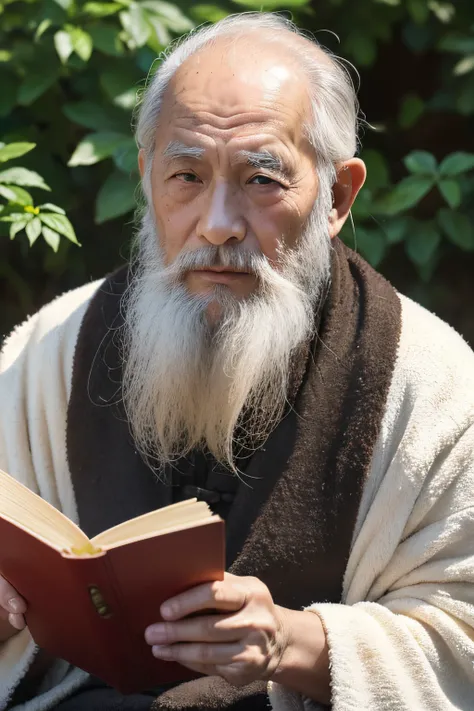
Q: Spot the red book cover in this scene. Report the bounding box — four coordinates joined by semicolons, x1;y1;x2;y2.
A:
0;510;225;693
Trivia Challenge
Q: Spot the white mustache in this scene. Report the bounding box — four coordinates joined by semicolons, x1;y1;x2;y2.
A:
163;246;268;281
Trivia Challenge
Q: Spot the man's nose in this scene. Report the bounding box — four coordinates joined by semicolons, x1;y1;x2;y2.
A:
197;182;246;245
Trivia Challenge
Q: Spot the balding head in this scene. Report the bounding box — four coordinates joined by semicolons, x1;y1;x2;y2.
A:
136;13;359;181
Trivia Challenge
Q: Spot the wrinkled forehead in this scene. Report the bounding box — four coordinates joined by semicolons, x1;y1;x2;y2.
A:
157;37;314;149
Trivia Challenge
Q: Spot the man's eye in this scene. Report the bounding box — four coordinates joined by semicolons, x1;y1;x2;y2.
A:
175;172;200;183
249;175;280;186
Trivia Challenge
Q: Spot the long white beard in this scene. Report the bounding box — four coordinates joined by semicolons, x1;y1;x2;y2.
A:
121;188;333;476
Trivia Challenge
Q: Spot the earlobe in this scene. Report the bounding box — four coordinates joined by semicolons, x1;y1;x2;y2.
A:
328;208;339;240
328;158;366;239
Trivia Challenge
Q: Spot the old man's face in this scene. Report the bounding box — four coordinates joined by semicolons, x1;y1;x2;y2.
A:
126;35;364;471
139;41;320;307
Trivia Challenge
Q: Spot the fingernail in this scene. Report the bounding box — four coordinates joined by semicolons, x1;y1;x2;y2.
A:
152;645;172;660
7;598;22;614
145;624;167;644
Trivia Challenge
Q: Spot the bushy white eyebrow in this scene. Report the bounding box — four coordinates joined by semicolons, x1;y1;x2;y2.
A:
163;140;205;160
235;149;284;173
235;150;295;182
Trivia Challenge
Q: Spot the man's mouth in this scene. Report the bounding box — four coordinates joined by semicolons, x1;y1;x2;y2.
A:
192;266;251;275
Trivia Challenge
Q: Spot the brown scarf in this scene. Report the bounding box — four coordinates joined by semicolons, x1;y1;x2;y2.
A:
65;238;401;710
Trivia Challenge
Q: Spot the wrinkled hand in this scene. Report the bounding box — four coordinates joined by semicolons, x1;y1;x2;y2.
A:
0;574;27;642
145;573;290;688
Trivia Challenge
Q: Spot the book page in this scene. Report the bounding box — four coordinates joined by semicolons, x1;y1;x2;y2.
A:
0;470;217;555
92;499;214;548
0;469;90;552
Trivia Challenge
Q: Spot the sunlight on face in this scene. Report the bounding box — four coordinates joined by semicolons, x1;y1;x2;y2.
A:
141;40;321;305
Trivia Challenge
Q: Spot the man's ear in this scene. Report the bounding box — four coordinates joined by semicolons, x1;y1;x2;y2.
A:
138;148;146;179
328;158;366;239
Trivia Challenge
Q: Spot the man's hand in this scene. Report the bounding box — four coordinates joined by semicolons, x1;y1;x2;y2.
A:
145;573;290;688
0;575;27;642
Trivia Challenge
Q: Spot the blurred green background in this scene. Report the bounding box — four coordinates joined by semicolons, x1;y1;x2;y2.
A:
1;0;474;342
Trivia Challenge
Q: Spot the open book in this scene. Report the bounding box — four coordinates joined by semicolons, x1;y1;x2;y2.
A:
0;469;225;693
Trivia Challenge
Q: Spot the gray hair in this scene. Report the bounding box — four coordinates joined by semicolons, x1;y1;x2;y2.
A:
135;12;359;185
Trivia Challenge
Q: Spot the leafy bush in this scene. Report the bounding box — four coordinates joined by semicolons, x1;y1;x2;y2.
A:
0;141;78;250
1;0;474;340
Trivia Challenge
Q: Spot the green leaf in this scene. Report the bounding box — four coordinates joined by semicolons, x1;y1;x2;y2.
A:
113;140;139;173
454;55;474;76
0;185;33;206
398;94;425;129
146;15;171;49
54;29;74;63
350;187;372;220
0;143;36;164
136;46;158;73
403;150;437;175
0;210;33;222
70;27;93;61
37;0;68;26
68;132;132;166
417;253;440;283
25;217;42;246
63;101;130;132
38;203;66;214
83;2;123;17
141;1;194;31
120;5;150;47
438;179;461;207
438;35;474;54
0;185;19;202
374;176;434;215
96;170;137;223
428;1;455;24
100;66;141;109
407;0;430;23
405;222;441;266
0;74;17;118
0;168;51;191
35;18;53;41
53;0;74;10
345;31;377;66
10;220;28;240
232;0;308;7
384;216;412;244
438;208;474;250
362;149;390;190
89;24;125;56
439;152;474;176
13;188;34;206
18;64;59;106
42;225;61;251
190;4;229;22
354;227;387;267
456;77;474;115
39;212;80;244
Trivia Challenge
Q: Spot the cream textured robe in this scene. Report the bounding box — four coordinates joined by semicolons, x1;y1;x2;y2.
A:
0;282;473;711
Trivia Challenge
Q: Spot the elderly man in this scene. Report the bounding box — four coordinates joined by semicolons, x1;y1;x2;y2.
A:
0;11;473;711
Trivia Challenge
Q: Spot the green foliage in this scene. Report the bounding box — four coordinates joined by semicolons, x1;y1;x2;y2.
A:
351;139;474;270
0;142;78;251
1;0;474;337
